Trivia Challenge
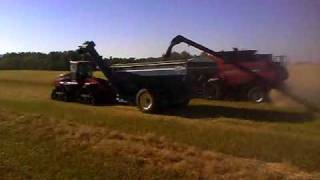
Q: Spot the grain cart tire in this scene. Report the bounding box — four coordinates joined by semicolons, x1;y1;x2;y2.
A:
136;89;158;113
247;86;268;103
205;80;222;100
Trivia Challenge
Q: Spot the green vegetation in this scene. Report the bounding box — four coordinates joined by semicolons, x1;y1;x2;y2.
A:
0;51;80;70
0;111;176;180
0;66;319;179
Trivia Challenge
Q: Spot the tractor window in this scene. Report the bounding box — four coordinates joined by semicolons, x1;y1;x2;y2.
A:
78;63;93;78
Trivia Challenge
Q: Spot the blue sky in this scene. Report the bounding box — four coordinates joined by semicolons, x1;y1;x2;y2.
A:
0;0;319;61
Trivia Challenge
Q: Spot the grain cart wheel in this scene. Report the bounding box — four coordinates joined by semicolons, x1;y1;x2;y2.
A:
136;89;157;113
247;86;268;103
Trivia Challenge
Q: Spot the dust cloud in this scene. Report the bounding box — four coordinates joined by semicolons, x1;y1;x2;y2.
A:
270;64;320;112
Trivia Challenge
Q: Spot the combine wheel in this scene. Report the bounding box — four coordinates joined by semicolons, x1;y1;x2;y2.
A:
136;89;158;113
247;86;269;103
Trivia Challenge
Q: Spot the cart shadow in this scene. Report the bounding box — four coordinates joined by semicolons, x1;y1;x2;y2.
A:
164;105;314;123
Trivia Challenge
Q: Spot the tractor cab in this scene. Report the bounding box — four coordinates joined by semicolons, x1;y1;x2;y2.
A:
70;61;93;80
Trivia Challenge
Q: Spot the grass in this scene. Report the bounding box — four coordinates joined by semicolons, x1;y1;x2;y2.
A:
0;65;320;178
0;111;175;180
2;110;314;180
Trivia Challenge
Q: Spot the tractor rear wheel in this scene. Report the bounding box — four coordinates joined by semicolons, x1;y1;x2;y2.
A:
136;89;158;113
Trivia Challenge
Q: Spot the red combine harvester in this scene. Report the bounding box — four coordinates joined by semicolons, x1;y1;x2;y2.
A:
165;35;289;103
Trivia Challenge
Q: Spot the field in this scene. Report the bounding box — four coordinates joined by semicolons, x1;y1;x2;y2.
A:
1;64;320;179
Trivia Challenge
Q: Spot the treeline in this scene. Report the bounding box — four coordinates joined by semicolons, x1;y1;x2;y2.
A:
0;51;81;70
0;51;193;70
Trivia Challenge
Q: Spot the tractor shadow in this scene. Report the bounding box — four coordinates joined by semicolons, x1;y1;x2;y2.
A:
164;104;314;123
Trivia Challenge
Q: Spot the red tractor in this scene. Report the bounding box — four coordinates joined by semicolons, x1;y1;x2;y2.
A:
51;61;116;105
165;35;288;103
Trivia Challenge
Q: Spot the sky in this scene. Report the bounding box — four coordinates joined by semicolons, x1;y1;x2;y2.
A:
0;0;319;62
